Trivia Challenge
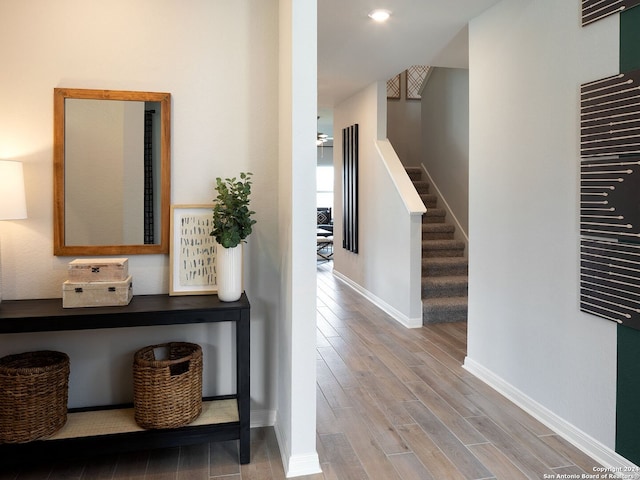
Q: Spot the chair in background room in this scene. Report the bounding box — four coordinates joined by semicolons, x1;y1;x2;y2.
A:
317;207;333;261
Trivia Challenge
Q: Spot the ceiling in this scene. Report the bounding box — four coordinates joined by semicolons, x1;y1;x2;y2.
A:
317;0;502;136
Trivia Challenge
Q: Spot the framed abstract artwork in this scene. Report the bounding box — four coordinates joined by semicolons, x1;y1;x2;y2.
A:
406;65;431;100
387;74;401;99
169;204;218;295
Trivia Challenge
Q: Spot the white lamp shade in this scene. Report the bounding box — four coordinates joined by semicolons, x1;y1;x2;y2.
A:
0;160;27;220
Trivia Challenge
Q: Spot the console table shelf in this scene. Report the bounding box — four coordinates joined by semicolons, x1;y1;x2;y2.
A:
0;294;250;466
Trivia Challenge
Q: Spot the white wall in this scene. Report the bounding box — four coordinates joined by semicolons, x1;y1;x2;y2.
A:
421;67;469;237
276;0;321;476
0;0;292;445
387;71;422;167
333;82;424;326
467;0;620;458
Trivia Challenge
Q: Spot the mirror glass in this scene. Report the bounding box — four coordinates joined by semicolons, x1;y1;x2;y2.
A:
53;88;171;255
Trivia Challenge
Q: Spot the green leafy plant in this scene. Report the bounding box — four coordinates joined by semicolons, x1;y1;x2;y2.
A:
210;172;257;248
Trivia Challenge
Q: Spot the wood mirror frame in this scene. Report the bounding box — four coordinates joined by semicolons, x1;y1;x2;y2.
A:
53;88;171;256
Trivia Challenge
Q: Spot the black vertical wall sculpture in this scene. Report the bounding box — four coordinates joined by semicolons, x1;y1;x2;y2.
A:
582;0;640;26
581;1;640;464
342;124;359;253
581;70;640;158
580;70;640;330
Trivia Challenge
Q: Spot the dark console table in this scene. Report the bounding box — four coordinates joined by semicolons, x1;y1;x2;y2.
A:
0;293;250;465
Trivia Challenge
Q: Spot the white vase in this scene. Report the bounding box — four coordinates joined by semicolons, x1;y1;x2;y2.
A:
216;244;243;302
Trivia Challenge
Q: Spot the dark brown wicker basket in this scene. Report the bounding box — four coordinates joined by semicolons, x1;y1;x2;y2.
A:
133;342;203;429
0;350;70;443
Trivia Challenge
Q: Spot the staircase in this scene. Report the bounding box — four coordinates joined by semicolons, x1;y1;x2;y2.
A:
406;167;468;324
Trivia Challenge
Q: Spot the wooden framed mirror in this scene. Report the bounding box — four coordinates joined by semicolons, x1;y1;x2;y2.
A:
53;88;171;256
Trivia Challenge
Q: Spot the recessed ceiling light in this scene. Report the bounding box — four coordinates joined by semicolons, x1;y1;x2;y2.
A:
368;9;391;22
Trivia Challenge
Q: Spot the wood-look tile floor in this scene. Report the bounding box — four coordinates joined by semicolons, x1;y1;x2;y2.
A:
0;261;603;479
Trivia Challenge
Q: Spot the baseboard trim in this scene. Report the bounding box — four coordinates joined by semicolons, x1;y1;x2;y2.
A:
251;409;276;428
333;270;422;328
274;419;322;478
463;357;640;476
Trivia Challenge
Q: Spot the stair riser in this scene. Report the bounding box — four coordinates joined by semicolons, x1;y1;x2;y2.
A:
423;224;455;239
423;264;468;276
421;196;438;208
422;215;446;224
422;248;464;258
422;240;464;249
414;184;430;194
422;283;468;298
423;231;455;240
423;305;468;323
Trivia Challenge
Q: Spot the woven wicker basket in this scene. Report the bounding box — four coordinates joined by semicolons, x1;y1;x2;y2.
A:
133;342;203;429
0;351;70;443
